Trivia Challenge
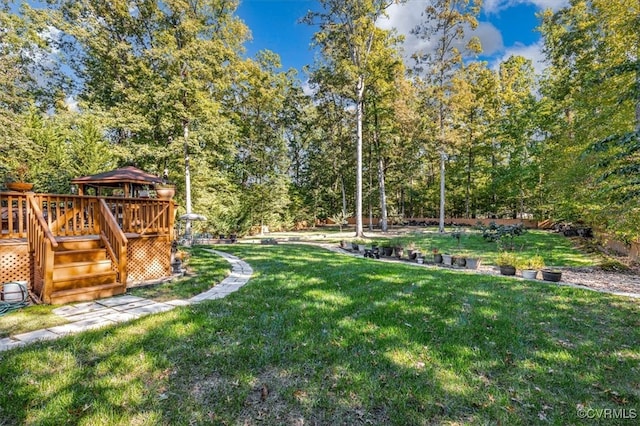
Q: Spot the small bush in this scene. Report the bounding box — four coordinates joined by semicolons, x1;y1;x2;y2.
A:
478;222;526;250
496;251;518;267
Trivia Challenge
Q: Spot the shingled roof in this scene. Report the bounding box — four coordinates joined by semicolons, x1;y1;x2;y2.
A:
71;166;164;185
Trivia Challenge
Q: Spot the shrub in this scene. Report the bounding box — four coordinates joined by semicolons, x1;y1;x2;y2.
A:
496;251;518;267
478;222;526;250
518;255;545;270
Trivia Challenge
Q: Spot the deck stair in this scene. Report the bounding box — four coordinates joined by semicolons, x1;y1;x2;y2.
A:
49;236;125;304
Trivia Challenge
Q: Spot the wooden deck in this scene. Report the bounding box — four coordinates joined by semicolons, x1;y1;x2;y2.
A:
1;192;176;304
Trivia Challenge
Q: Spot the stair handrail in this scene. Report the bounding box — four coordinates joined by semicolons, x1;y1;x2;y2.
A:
98;198;128;285
26;194;58;302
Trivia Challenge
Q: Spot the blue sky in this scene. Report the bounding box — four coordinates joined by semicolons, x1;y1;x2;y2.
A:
237;0;569;77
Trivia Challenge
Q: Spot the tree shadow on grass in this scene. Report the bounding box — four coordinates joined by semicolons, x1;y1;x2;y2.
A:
0;244;638;424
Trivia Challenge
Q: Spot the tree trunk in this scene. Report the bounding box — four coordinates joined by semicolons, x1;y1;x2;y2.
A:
438;103;446;233
368;141;373;231
183;122;192;237
378;156;388;232
355;74;365;237
371;98;388;232
636;53;640;131
465;146;473;219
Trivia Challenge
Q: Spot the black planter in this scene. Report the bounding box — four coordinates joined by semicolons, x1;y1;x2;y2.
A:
542;270;562;282
433;253;443;264
382;246;393;256
499;265;516;276
408;249;417;260
455;257;466;267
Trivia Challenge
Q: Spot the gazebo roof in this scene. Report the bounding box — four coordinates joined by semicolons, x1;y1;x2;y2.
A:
71;166;164;186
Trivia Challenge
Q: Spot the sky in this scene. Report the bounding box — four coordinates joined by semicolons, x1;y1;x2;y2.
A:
236;0;570;79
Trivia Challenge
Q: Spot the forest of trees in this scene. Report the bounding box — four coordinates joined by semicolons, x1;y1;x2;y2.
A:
1;0;638;240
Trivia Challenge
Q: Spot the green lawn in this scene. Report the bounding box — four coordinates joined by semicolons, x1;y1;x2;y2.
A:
0;244;637;425
368;229;597;267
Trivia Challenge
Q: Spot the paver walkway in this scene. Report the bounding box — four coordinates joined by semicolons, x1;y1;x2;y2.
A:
0;249;252;352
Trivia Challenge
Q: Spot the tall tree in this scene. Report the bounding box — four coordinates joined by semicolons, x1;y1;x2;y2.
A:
412;0;482;232
0;1;63;184
305;0;400;237
50;0;248;233
540;0;640;239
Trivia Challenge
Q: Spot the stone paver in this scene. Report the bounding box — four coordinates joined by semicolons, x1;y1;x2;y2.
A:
0;249;252;352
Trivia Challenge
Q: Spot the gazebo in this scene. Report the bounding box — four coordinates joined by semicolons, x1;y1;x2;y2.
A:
1;165;177;304
71;166;165;198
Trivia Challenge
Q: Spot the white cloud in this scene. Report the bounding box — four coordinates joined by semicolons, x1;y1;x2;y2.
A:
474;22;504;56
378;2;504;68
489;39;548;76
378;0;562;77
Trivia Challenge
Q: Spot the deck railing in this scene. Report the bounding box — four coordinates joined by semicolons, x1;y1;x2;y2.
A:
1;192;28;238
102;196;175;237
26;195;58;301
1;192;175;239
98;199;128;285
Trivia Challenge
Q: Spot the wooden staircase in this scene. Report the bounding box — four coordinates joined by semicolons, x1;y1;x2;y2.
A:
49;236;125;305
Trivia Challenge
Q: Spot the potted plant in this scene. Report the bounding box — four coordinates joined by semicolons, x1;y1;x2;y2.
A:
381;243;393;257
464;253;481;270
454;255;466;267
442;253;453;266
433;248;443;264
407;242;418;260
5;163;34;192
155;182;176;199
541;269;562;282
519;255;545;280
353;239;366;252
390;238;404;258
496;252;518;276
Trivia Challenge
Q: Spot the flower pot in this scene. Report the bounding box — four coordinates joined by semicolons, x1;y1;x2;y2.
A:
455;257;466;267
352;242;359;251
522;269;538;280
442;254;453;266
5;182;34;192
155;185;175;200
433;253;443;264
499;265;516;276
358;244;365;252
382;246;393;256
417;257;425;264
408;249;418;260
465;258;481;270
395;247;404;258
542;270;562;282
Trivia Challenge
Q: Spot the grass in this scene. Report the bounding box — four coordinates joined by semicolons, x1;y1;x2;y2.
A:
369;229;596;267
0;244;638;424
0;304;69;339
126;247;231;301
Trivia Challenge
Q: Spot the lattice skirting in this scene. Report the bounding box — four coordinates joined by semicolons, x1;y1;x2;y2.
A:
126;235;172;284
0;242;31;290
